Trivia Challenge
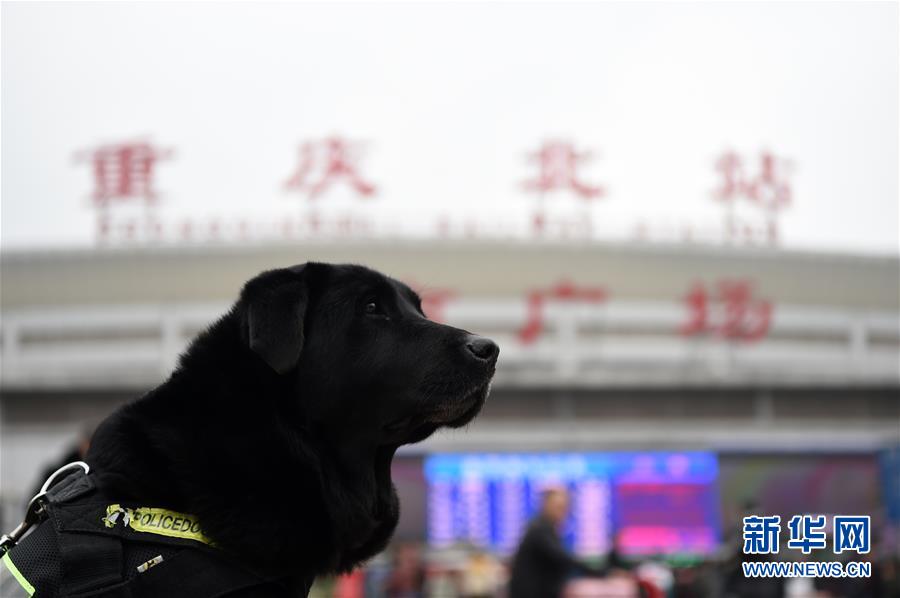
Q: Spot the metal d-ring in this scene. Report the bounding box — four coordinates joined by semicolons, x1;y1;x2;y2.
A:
37;461;90;496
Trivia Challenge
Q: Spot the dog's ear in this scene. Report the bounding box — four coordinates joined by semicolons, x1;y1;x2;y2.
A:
244;266;311;374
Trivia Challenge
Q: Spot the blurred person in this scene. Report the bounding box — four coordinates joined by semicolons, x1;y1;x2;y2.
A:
634;560;673;598
784;576;819;598
364;551;394;598
606;533;634;574
460;548;504;598
385;542;426;598
719;500;785;598
423;543;471;597
880;556;900;598
721;550;785;598
333;570;365;598
508;488;602;598
813;552;883;598
672;565;707;598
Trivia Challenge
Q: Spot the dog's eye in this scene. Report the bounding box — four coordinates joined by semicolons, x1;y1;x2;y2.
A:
363;296;389;319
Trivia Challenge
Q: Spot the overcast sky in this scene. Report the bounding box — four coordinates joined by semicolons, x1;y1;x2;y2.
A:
2;1;897;253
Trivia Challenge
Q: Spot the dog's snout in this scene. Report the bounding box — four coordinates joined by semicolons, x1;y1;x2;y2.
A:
465;335;499;363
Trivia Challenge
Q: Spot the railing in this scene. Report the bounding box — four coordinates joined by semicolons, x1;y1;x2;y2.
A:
1;301;898;389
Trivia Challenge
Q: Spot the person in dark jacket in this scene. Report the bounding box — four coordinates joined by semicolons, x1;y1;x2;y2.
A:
508;488;600;598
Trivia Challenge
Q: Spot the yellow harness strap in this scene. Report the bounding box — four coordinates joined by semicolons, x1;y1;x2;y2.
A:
102;504;213;546
2;552;36;596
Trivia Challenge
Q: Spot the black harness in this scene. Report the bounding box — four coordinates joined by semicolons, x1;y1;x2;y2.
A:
0;463;310;597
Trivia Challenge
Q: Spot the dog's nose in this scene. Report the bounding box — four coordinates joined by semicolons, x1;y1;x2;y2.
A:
466;335;499;363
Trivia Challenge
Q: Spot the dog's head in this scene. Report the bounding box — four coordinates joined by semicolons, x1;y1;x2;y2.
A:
87;262;497;576
238;262;498;448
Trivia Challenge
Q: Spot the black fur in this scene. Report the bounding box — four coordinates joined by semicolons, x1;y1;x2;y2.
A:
85;263;498;590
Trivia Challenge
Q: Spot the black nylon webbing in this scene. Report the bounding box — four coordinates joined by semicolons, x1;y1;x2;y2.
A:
79;547;276;598
58;532;123;595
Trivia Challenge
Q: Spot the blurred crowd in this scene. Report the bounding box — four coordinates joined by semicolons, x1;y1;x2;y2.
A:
309;543;900;598
306;489;900;598
20;437;900;598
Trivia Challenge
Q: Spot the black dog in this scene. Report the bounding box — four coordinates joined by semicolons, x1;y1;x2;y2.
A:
4;263;497;597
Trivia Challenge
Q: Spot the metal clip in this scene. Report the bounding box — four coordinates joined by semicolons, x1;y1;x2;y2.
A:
0;495;45;556
0;461;90;556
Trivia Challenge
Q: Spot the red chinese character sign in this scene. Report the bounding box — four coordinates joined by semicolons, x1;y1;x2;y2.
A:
523;141;605;200
76;140;174;242
714;150;793;245
519;280;607;344
522;140;605;237
282;136;378;239
284;137;377;200
67;136;798;247
680;279;773;342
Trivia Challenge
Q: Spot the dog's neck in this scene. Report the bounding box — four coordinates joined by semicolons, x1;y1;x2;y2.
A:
87;315;401;579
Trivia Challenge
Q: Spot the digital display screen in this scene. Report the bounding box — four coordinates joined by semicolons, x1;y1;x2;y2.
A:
424;452;720;557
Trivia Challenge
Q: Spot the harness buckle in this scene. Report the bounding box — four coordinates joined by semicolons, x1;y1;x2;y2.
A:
0;461;90;556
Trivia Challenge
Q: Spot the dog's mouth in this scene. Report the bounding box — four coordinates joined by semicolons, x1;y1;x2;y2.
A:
424;379;491;428
382;377;493;444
